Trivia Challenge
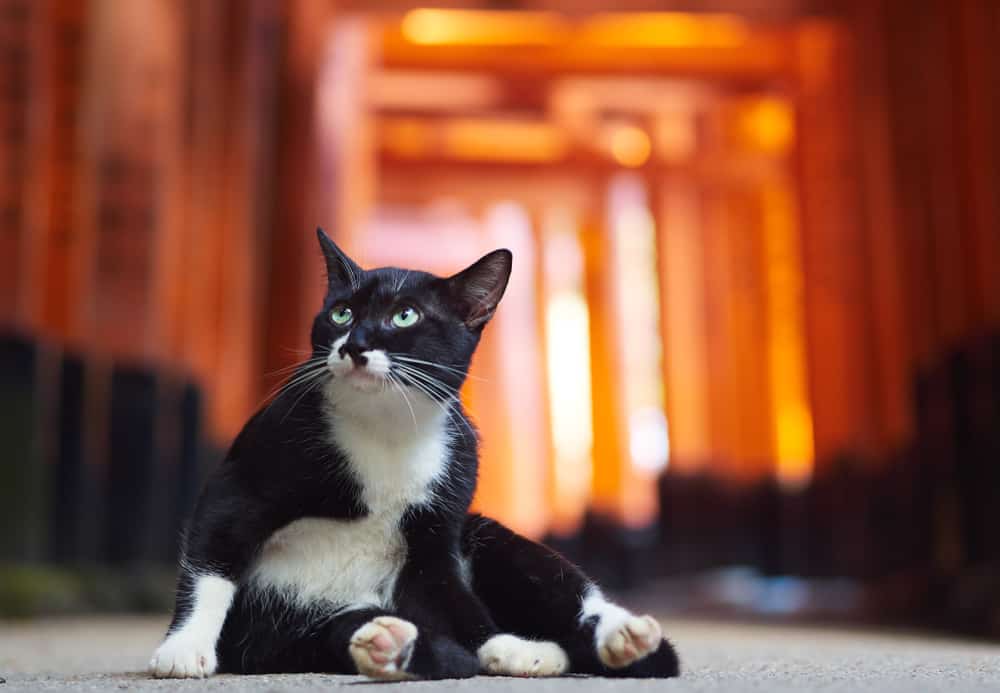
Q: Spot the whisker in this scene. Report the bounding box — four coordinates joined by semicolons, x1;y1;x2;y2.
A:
388;372;419;435
391;364;477;441
262;355;328;380
255;360;331;417
279;369;331;424
262;362;328;401
389;354;486;382
392;363;458;399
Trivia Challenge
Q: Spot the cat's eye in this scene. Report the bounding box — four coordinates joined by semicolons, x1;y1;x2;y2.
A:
330;304;353;326
391;306;420;328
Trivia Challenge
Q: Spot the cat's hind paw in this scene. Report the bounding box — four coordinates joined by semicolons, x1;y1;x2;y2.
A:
349;616;418;680
149;634;217;678
478;634;568;677
598;614;663;669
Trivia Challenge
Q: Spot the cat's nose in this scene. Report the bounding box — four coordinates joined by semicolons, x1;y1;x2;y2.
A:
339;342;369;367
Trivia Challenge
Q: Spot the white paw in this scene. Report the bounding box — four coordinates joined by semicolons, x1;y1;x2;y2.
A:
598;614;662;669
149;634;217;678
349;616;418;680
478;634;568;677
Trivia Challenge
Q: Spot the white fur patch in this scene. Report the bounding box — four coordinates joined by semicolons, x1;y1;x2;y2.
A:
478;634;568;677
580;585;632;648
249;368;450;611
580;586;662;668
249;515;405;609
362;349;391;376
149;575;236;678
328;333;350;370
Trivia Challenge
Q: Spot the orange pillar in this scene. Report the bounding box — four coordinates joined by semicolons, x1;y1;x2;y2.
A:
844;0;914;452
657;177;712;476
759;176;814;486
794;21;879;466
73;0;184;363
263;0;335;398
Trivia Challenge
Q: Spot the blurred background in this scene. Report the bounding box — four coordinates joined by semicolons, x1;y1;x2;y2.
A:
1;0;999;640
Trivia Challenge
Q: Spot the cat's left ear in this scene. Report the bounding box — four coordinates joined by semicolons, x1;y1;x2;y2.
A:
445;249;513;329
316;227;362;290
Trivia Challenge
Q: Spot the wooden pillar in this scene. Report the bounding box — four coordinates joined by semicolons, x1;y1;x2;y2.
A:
951;0;1000;331
794;20;879;466
64;0;184;363
29;0;90;343
701;182;739;477
262;0;335;385
726;184;775;480
0;0;33;327
582;192;629;524
657;176;712;476
759;175;814;486
848;0;914;452
179;0;285;441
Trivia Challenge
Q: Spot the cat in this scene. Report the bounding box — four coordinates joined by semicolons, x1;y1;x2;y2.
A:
149;228;680;680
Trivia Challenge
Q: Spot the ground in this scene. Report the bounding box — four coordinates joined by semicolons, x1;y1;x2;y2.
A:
2;615;999;692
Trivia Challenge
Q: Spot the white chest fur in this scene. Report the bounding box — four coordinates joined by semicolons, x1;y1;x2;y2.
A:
249;383;451;611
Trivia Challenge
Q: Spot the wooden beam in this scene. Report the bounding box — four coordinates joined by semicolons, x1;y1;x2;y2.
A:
341;0;841;22
378;21;795;81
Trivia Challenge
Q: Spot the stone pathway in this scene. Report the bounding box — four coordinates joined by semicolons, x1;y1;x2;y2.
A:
2;616;999;692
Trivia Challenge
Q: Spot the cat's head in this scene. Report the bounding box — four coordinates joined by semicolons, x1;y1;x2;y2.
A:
312;228;511;400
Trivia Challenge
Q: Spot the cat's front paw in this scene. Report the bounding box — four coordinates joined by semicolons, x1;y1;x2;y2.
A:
149;634;217;678
478;634;568;677
349;616;418;680
598;614;662;669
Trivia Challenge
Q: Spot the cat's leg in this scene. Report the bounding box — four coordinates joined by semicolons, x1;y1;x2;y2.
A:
215;591;479;680
149;476;277;678
462;514;680;678
395;507;569;677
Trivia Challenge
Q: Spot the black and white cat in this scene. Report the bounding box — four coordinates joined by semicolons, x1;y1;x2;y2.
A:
149;229;679;680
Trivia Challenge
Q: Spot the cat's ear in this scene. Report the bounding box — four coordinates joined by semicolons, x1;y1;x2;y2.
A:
316;227;361;289
445;249;513;329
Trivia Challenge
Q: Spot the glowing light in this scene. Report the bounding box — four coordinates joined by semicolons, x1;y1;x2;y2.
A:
629;408;670;473
583;12;749;48
740;98;795;154
546;294;595;516
610;176;668;475
609;125;652;168
443;118;568;162
401;9;566;46
543;212;594;536
761;182;814;489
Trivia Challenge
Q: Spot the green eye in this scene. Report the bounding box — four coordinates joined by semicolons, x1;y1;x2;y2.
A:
330;304;353;326
392;306;420;328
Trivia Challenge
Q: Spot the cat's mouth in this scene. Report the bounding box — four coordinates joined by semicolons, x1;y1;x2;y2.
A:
326;342;393;393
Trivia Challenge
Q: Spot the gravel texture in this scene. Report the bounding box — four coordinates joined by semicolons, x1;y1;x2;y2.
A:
2;615;999;692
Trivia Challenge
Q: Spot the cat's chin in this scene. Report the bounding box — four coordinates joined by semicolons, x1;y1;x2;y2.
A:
339;370;385;393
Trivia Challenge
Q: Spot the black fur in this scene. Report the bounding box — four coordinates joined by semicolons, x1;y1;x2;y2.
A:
159;228;679;680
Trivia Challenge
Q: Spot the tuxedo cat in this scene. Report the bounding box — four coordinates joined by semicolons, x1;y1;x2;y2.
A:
149;229;679;680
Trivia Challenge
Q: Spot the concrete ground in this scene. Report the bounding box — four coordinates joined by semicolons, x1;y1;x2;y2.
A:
2;615;999;692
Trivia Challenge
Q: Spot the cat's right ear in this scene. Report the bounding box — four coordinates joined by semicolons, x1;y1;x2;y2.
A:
445;249;513;330
316;227;361;290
